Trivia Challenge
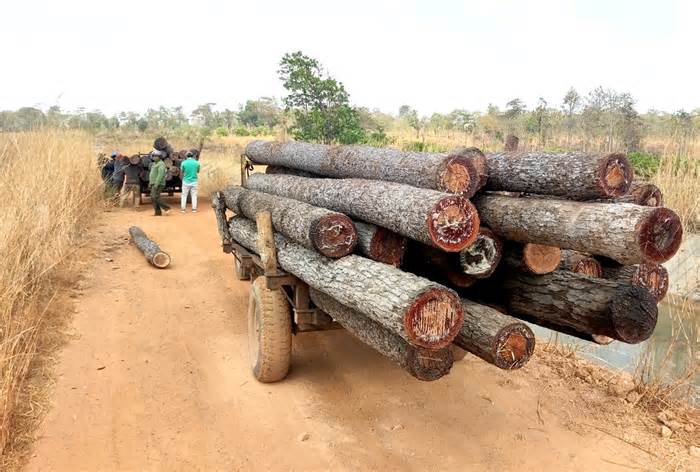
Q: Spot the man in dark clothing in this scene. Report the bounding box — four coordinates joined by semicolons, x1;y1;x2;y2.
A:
120;156;142;207
148;153;170;216
111;154;127;198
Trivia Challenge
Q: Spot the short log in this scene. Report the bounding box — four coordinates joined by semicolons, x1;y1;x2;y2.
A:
458;227;503;278
129;226;171;268
602;263;669;302
559;250;603;277
614;181;664;207
354;221;407;267
503;243;561;274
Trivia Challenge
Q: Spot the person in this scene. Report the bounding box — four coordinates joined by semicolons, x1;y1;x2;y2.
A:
120;156;142;208
110;153;126;199
148;153;171;216
101;151;116;181
180;151;201;213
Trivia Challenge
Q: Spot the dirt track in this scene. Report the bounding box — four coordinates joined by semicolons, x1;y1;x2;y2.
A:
25;199;675;471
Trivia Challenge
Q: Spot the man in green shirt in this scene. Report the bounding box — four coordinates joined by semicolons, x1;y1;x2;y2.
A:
148;153;171;216
180;151;201;213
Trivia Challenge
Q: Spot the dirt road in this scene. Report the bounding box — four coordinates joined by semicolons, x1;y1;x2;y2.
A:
26;200;674;471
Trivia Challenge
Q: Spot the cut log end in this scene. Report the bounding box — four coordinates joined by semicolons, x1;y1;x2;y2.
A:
459;227;503;278
438;155;477;196
405;347;454;381
599;153;633;197
631;263;669;302
572;258;603;278
523;244;561;274
493;323;535;370
609;285;658;344
310;214;358;258
428;196;480;252
152;252;171;269
405;288;464;349
369;227;407;267
638;207;683;263
591;334;615;345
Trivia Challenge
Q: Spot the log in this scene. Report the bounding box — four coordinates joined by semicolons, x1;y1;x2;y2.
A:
128;226;171;268
222;185;357;258
498;270;658;344
449;147;489;189
484;151;633;199
613;181;664;207
402;241;476;289
265;165;319;178
559;250;603;277
475;194;683;264
229;216;464;349
310;289;454;381
153;137;174;156
459;227;503;278
211;191;233;247
602;263;669;302
504;135;519;151
245;173;480;252
354;221;406;267
255;211;277;274
503;243;561;275
454;299;535;370
245;140;483;197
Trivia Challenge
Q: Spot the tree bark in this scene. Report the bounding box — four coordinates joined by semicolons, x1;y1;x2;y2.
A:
211;191;233;247
454;299;535;370
310;289;454;381
129;226;171;268
602;263;669;302
559;250;603;277
222;185;357;258
613;181;664;207
245;140;483;197
153;137;174;157
458;227;503;278
503;243;561;274
265;165;319;178
484;151;633;199
245;173;480;252
497;269;658;344
354;221;406;267
475;194;683;264
229;216;464;349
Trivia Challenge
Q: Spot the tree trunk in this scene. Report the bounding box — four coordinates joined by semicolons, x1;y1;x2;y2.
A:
454;299;535;370
449;147;489;190
484;151;633;199
458;227;503;278
475;194;683;264
504;135;519;151
602;263;669;302
496;270;658;344
503;243;561;274
613;181;664;207
309;289;454;381
129;226;171;268
245;140;483;197
354;221;406;267
265;165;319;178
229;216;464;349
559;250;603;277
222;185;357;258
211;191;233;247
402;241;476;289
153;137;174;157
246;173;480;252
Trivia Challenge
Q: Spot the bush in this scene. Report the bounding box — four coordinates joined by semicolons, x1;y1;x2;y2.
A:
215;127;229;137
628;151;661;178
401;140;449;153
233;127;250;136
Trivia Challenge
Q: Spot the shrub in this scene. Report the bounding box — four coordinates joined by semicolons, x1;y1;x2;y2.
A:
628;151;661;178
215;127;229;137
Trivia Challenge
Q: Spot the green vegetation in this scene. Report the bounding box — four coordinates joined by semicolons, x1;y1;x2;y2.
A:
628;152;661;178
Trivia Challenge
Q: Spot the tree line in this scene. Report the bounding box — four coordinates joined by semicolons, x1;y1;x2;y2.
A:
1;52;697;158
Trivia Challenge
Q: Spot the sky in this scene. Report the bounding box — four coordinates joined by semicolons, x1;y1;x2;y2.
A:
1;0;697;116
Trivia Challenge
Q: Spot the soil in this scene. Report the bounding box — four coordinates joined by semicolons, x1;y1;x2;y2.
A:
24;198;699;471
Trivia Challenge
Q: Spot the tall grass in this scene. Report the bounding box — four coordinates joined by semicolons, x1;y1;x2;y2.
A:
0;130;102;457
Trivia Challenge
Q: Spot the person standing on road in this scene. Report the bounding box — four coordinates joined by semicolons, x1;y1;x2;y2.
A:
110;153;127;199
149;153;171;216
120;156;142;208
180;151;201;213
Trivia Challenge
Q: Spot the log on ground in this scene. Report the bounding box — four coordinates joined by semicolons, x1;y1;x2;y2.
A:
559;250;603;277
354;221;406;267
498;269;658;344
245;140;483;197
454;299;535;370
602;263;669;302
310;289;453;381
229;216;464;349
245;173;480;252
129;226;171;268
222;185;357;258
484;151;633;199
475;194;683;264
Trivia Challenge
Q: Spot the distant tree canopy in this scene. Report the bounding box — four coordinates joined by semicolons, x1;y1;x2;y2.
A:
278;51;364;144
238;97;282;128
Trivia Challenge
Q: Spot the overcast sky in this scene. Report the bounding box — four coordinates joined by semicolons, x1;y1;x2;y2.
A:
1;0;697;116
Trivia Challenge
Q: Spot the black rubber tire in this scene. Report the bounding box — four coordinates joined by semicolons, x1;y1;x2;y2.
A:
234;256;251;280
247;277;292;382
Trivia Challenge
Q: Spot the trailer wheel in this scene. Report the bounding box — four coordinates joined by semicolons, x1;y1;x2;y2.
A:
247;277;292;382
234;257;251;280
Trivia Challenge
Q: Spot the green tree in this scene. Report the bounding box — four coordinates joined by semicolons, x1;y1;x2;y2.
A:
239;97;281;128
399;105;421;137
562;87;580;145
527;98;551;146
278;51;364;144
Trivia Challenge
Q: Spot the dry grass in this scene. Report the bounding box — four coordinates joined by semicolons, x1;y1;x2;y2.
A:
0;130;102;465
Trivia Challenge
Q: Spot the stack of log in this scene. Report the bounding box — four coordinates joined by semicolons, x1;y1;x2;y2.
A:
213;139;683;382
132;137;203;189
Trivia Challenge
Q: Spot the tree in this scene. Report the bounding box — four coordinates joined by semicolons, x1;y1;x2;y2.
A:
562;87;580;145
399;105;421;137
239;97;281;128
527;98;551;147
278;51;364;144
